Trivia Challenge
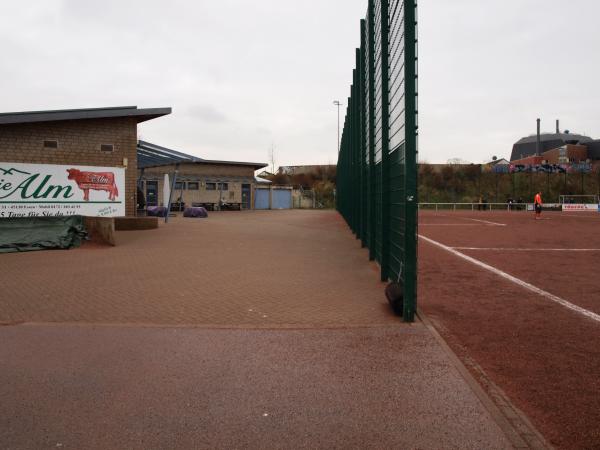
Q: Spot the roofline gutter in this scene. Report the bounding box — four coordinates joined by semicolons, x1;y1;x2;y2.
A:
138;160;268;170
0;106;172;125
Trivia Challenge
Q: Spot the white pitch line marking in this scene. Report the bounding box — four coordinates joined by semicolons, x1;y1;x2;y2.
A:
420;224;481;226
435;214;506;227
452;247;600;252
419;234;600;324
460;217;506;227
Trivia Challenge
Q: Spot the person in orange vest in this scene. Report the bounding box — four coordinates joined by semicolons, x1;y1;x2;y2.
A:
534;192;543;220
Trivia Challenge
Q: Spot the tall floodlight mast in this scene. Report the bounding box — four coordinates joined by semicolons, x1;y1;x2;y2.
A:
333;100;342;153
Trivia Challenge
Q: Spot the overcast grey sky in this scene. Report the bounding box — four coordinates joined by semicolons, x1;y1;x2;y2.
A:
1;1;599;165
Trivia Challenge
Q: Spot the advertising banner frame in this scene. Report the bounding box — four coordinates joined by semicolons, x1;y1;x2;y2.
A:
0;162;126;218
562;204;599;212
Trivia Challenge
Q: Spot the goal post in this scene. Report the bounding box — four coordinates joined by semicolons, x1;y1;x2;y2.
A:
559;195;599;205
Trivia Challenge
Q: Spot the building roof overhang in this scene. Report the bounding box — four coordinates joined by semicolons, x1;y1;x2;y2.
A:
0;106;172;125
137;140;267;170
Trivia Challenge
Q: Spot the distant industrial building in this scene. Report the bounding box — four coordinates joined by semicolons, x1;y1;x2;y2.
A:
511;132;593;161
510;119;600;168
511;144;590;167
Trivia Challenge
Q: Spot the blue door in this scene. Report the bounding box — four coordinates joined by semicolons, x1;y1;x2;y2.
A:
254;189;270;209
272;189;292;209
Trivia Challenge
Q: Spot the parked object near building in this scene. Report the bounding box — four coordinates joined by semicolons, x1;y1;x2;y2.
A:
183;207;208;218
137;141;267;212
147;206;168;217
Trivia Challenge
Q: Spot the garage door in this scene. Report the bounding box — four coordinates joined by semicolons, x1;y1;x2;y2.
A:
254;189;270;209
272;189;292;209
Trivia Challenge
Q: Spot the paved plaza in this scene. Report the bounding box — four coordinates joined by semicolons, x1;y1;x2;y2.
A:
2;211;397;327
1;211;520;449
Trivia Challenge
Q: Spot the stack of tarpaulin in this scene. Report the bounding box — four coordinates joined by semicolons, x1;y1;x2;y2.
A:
0;216;87;253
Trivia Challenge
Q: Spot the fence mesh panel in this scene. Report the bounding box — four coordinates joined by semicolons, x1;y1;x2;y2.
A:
337;0;418;321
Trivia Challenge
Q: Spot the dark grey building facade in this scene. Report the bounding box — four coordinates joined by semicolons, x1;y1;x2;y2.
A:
511;132;594;161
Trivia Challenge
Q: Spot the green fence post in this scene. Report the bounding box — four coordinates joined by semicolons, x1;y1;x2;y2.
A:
380;0;391;283
367;1;376;262
402;0;419;322
356;48;365;246
359;24;368;249
351;73;358;236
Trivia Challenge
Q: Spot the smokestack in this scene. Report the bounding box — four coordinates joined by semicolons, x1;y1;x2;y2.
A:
556;119;560;134
536;118;541;156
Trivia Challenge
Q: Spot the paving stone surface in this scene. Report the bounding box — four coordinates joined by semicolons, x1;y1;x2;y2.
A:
0;210;518;449
1;211;396;327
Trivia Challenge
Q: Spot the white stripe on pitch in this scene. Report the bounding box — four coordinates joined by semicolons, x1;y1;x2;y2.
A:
460;217;506;227
452;247;600;252
420;224;481;226
436;214;507;227
420;235;600;324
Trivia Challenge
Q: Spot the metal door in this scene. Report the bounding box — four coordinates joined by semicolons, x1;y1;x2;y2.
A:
272;189;292;209
254;189;270;209
242;184;251;209
146;181;158;207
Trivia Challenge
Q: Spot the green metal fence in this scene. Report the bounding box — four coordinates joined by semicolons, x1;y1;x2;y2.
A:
337;0;418;322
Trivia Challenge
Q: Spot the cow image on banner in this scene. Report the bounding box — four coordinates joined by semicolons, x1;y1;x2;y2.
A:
0;162;125;218
67;168;119;201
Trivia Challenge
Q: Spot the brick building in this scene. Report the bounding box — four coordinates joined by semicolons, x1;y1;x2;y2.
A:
511;145;591;166
511;131;594;161
0;106;171;216
137;141;268;210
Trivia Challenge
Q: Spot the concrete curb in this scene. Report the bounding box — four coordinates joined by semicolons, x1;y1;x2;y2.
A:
417;309;553;450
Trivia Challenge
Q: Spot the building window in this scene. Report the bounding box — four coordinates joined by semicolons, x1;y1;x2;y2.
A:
174;181;185;190
187;182;200;190
206;182;216;191
43;139;59;149
218;183;229;191
100;144;114;152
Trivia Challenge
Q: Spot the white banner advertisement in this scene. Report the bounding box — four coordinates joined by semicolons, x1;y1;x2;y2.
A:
0;162;125;218
562;204;599;212
527;203;562;211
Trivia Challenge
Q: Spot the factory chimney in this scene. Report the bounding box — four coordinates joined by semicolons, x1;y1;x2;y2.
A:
556;119;560;134
536;118;541;156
